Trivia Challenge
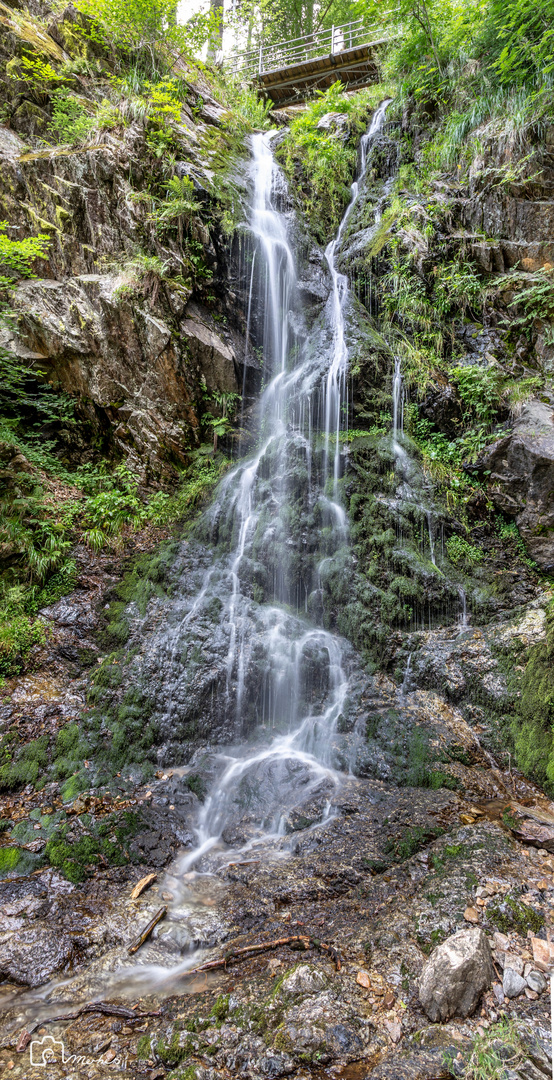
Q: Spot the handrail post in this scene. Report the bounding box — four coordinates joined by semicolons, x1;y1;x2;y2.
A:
330;24;334;54
258;43;263;73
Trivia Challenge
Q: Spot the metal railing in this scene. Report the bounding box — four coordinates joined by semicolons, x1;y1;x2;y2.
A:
225;17;394;78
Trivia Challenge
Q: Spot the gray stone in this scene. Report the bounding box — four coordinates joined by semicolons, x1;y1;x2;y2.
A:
526;970;547;994
503;968;526;998
418;927;494;1021
476;401;554;570
181;316;237;394
280;964;328;997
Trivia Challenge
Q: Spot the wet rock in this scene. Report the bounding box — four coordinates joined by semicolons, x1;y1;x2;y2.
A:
181;314;238;394
475;401;554;570
279;964;328;996
503;967;526;998
258;1051;295;1077
419;927;494;1021
0;925;78;988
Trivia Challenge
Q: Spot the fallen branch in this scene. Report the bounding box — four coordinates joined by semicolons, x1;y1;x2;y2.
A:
128;905;167;954
130;872;157;901
17;1002;161;1049
182;934;341;977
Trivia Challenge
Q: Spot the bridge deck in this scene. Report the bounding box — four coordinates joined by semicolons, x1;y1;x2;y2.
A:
256;40;386;106
226;18;395;107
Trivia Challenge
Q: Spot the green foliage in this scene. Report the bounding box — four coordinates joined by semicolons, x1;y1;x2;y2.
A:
146;79;182;124
445;536;483;567
487;891;544;935
276;83;384;243
450;365;501;425
0;734;49;790
483;0;554;87
399;729;459;789
48;90;93;145
152;176;202;241
511;601;554;789
0;614;46;677
456;1019;524;1080
7;52;64;88
82;464;146;549
75;0;218;77
384;823;442;862
0;224;50;279
45;808;142;881
184;773;206;799
0;847;21;874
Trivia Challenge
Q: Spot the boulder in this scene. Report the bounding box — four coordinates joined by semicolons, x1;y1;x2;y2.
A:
475;401;554;570
418;927;494;1021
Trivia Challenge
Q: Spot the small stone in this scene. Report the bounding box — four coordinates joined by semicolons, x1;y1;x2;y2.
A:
464;906;480;923
493;982;505;1004
493;932;510;951
503;968;526;998
460;813;475;825
356;970;370;989
531;936;554;971
383;990;395;1008
526;970;547;993
476;898;486;907
384;1019;402;1043
501;952;524;976
525;988;539;1000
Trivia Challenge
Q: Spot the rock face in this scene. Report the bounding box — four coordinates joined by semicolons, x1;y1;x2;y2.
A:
418;927;494;1021
476;401;554;570
6;276;239;478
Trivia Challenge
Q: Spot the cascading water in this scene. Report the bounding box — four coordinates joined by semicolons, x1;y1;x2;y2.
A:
9;106;391;1012
324;101;391;502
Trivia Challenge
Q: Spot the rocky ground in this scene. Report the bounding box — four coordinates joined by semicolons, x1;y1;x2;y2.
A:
1;583;554;1078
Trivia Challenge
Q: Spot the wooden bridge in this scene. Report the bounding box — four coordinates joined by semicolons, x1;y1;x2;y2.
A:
225;19;394;108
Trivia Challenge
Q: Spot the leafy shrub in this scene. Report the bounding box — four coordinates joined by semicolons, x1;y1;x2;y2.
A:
0;224;50;280
450;365;502;425
0;615;45;677
446;536;484;567
48;90;93;144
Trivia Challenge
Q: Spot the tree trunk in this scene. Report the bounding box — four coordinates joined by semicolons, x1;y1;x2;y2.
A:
208;0;224;60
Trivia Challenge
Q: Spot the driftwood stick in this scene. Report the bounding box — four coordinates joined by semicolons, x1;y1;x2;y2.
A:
17;1002;161;1048
183;933;341;977
128;905;167;955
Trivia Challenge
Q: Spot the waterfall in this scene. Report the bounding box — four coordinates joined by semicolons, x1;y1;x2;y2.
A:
62;105;392;993
457;585;469;633
324;99;391;501
156;113;384;882
392;354;405;461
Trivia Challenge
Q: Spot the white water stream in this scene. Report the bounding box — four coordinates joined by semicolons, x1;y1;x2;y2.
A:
6;105;392;1015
